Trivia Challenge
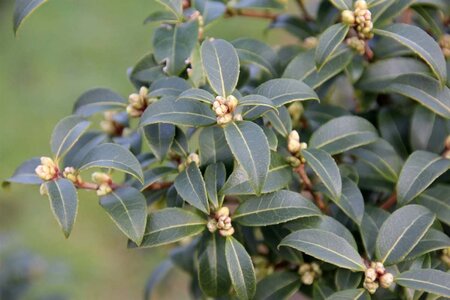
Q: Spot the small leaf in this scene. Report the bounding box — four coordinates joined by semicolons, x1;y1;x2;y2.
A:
374;24;447;85
177;88;215;104
45;178;78;238
375;204;435;265
315;23;349;70
78;143;144;183
5;157;43;185
263;106;292;136
414;184;450;226
309;116;378;155
140;97;216;127
133;208;206;248
302;148;342;201
280;229;366;271
73;88;126;117
204;163;226;208
100;187;147;245
156;0;183;19
193;0;227;25
254;271;300;300
395;269;450;298
144;260;174;300
233;190;321;226
405;228;450;260
174;163;210;213
50;115;91;159
225;236;256;300
396;151;450;205
143;123;175;161
201;39;240;97
232;38;279;76
13;0;48;34
224;121;270;194
325;289;370;300
256;78;319;107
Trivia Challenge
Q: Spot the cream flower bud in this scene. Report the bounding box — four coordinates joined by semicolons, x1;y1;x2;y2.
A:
207;219;218;233
216;206;230;218
288;130;301;154
186;153;200;166
139;86;149;98
374;262;385;275
301;272;314;285
298;264;311;275
341;10;355;25
379;273;394;288
233;114;243;121
215;96;226;104
365;268;377;283
40;157;55;167
40;183;48;196
97;183;112;196
355;0;368;10
227;95;238;112
363;281;379;294
219;227;235;237
91;172;111;184
303;37;318;49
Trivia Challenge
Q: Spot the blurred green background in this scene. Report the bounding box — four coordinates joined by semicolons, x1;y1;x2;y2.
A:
0;0;286;299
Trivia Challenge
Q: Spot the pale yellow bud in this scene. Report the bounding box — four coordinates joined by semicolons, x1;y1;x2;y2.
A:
288;102;303;120
289;130;300;143
301;272;314;285
286;156;301;168
303;37;318;49
186;153;200;166
288;130;301;154
379;273;394;288
355;0;368;10
233;114;243;121
227;95;239;112
96;183;112;196
213;101;221;109
207;219;218;233
219;227;235;237
298;264;311;275
139;86;149;98
311;262;321;275
216;206;230;218
341;10;355;25
91;172;111;184
215;96;226;104
363;281;379;294
365;268;377;283
63;167;79;183
374;262;385;275
40;157;55;167
128;93;141;105
39;183;48;196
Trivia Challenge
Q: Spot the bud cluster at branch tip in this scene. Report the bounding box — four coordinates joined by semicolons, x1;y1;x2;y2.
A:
440;35;450;59
298;262;321;285
63;167;82;184
363;262;394;294
212;95;239;125
342;0;373;55
207;206;234;237
286;130;307;167
127;86;151;117
92;172;113;196
35;157;59;181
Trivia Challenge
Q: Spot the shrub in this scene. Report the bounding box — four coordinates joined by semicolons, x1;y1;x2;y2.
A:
6;0;450;299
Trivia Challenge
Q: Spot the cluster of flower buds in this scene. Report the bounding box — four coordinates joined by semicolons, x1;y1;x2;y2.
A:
207;207;234;237
363;262;394;294
440;35;450;59
35;157;59;181
212;95;239;125
100;111;124;136
286;130;308;167
342;0;373;55
298;262;322;285
441;247;450;267
63;167;82;184
302;36;318;49
127;86;150;117
346;36;366;55
92;172;113;196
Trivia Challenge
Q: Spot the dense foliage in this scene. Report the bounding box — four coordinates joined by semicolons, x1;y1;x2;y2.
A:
6;0;450;299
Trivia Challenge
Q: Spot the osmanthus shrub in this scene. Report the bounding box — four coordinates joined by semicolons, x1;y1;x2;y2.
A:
6;0;450;299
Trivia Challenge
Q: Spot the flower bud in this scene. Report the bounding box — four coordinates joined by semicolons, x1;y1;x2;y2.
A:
445;135;450;150
97;183;112;196
341;10;355;25
301;272;314;285
288;102;303;120
303;37;318;49
219;227;235;237
286;156;301;168
365;268;377;283
63;167;81;183
207;219;218;233
298;264;311;275
215;96;226;104
233;114;243;121
354;0;368;10
374;262;385;275
216;206;230;218
379;273;394;288
227;95;239;112
288;130;302;154
186;153;200;166
139;86;149;98
91;172;112;184
363;280;379;294
35;157;58;181
39;183;48;196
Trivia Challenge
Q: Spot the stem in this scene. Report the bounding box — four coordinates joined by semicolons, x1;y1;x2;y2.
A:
225;8;278;20
295;0;313;21
364;43;374;61
294;164;329;213
74;180;172;192
380;192;397;210
145;182;173;190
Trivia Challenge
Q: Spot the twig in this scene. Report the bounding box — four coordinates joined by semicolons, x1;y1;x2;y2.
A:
225;8;278;20
380;192;397;210
295;0;313;21
294;164;329;213
145;182;173;190
364;43;374;61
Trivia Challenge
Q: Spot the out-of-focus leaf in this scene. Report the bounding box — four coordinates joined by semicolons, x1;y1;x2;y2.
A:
254;271;300;300
395;269;450;298
5;157;43;185
256;78;319;107
414;184;450;226
13;0;48;34
335;269;362;290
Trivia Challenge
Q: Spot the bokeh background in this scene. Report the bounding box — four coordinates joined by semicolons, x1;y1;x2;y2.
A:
0;0;287;299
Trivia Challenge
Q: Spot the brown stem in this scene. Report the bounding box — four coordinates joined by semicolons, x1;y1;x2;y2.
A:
295;0;313;21
145;182;173;190
364;43;374;61
74;180;172;192
294;164;329;213
225;8;278;20
74;181;99;190
380;192;397;210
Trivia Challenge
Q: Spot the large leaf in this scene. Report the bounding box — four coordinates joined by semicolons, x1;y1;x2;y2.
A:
143;123;175;161
225;236;256;300
204;163;226;209
223;121;270;194
395;269;450;298
359;207;390;259
63;132;107;169
414;184;450;226
396;151;450;205
73;88;127;117
143;260;174;300
45;178;78;238
99;187;147;245
405;228;450;260
232;38;278;77
374;24;447;85
13;0;48;34
410;106;449;153
199;126;233;165
335;269;363;291
315;23;349;70
140;97;216;127
256;78;319;107
5;157;43;185
198;233;231;297
325;289;369;300
280;229;366;271
153;20;199;76
174;162;210;213
78;143;144;183
133;208;206;248
201;39;240;97
50;115;91;159
233;190;321;226
254;271;300;300
309;116;378;155
302;148;342;201
149;77;190;98
375;205;435;265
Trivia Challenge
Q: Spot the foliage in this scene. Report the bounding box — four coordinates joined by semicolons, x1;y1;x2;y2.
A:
6;0;450;299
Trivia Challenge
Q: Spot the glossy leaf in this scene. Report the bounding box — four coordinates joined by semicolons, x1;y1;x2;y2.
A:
256;78;319;107
73;88;126;117
232;38;278;77
315;23;349;70
149;77;190;97
359;207;390;259
204;163;226;208
335;269;362;291
376;204;435;265
325;289;369;300
156;0;183;19
177;88;215;104
5;157;43;185
254;271;300;300
395;269;450;298
328;0;352;10
414;184;450;226
50;115;91;159
174;163;209;213
13;0;48;34
199;126;233;165
405;228;450;260
238;95;276;111
100;187;147;245
143;123;175;161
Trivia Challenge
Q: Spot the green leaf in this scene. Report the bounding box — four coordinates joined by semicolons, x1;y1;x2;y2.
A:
328;0;352;10
153;21;199;76
45;178;78;238
395;269;450;298
349;138;403;183
204;163;226;209
359;207;390;259
414;184;450;226
99;187;147;245
63;132;107;169
313;281;335;300
78;143;144;183
375;204;435;265
256;78;319;107
225;236;256;300
280;229;366;271
193;0;227;25
140;97;216;127
397;151;450;205
263;106;292;136
144;260;174;300
198;233;231;297
254;271;300;300
50;115;91;159
374;24;447;85
171;127;189;157
385;74;450;119
143;123;175;161
136;166;177;191
174;163;210;213
149;77;190;97
13;0;48;34
177;88;215;104
325;289;370;300
5;157;43;185
224;121;270;194
335;269;363;291
410;106;449;153
73;88;127;117
133;208;207;248
156;0;183;19
302;148;342;201
232;38;278;77
309;116;378;155
144;11;179;24
315;24;349;70
233;190;321;226
199;126;233;165
238;95;276;111
405;228;450;260
201;39;240;97
378;108;409;158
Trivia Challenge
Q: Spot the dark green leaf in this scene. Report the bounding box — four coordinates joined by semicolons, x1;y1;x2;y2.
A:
359;206;390;259
395;269;450;297
254;271;300;300
156;0;183;19
174;163;210;213
256;78;319;107
410;106;449;153
73;88;126;117
405;229;450;260
325;289;370;300
204;163;226;209
50;115;91;159
238;95;276;111
232;38;278;77
144;260;174;300
193;0;226;25
199;126;233;165
414;184;450;226
149;77;190;97
137;166;177;191
378;108;409;158
315;23;349;70
177;88;215;104
63;132;107;169
263;106;292;136
335;269;362;290
143;123;175;161
13;0;48;34
5;157;43;185
328;0;352;10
